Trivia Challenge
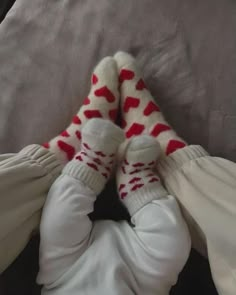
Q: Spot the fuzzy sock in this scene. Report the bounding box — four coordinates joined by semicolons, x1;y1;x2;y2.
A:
116;135;167;215
69;118;124;194
43;57;120;164
114;51;187;157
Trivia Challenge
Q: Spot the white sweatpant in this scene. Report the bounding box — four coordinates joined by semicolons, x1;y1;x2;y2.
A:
37;160;190;294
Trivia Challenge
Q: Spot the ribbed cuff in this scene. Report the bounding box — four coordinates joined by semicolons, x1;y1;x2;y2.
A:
18;144;63;179
158;145;209;179
122;183;168;216
63;159;106;195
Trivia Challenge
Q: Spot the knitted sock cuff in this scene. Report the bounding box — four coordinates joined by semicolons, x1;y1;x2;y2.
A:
122;182;168;216
63;159;106;195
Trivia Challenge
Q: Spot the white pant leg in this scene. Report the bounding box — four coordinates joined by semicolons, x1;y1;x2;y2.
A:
158;145;236;295
38;166;96;286
131;195;191;289
0;145;61;274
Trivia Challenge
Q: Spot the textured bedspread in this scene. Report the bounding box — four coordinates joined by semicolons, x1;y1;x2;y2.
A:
0;0;235;161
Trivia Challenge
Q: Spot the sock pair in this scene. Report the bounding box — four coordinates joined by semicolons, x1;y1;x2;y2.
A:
68;118;167;215
44;52;186;164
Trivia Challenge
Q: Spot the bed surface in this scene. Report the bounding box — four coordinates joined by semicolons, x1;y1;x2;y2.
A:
0;0;235;161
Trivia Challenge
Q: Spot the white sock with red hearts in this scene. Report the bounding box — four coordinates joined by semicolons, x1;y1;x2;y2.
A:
116;135;168;216
42;57;120;164
114;51;187;157
69;119;124;194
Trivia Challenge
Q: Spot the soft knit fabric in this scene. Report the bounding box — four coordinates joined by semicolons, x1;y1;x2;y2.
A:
38;155;190;295
114;51;186;157
43;57;120;164
0;145;62;273
117;135;167;216
70;118;124;195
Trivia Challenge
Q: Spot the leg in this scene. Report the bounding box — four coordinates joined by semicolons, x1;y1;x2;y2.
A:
115;51;236;295
38;119;124;286
158;147;236;295
116;136;190;292
0;56;120;273
0;145;62;273
115;53;236;294
114;51;203;252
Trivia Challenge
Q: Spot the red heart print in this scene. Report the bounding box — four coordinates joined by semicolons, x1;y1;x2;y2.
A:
95;151;106;157
122;166;126;174
92;74;98;85
129;177;141;184
87;162;98;171
61;130;70;137
102;172;108;179
126;123;145;138
121;192;128;199
149;177;159;183
42;142;49;149
136;79;147;91
72;116;81;125
146;173;154;177
57;140;75;161
93;158;102;165
94;86;116;103
105;166;111;173
83;143;91;150
109;109;118;121
84;110;103;119
129;169;141;175
119;184;125;191
132;162;145;168
75;130;81;140
83;97;91;105
123;97;140;113
75;155;83;161
166;140;186;156
150;123;171;137
131;183;144;191
121;119;127;128
143;101;160;116
119;69;135;84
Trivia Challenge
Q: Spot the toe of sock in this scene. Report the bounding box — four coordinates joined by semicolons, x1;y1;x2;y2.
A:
114;51;136;69
93;56;118;82
127;135;161;162
82;119;125;144
129;135;159;151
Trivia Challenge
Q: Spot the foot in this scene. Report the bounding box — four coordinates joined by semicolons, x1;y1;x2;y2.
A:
43;56;120;164
73;118;125;194
116;135;167;215
114;51;186;157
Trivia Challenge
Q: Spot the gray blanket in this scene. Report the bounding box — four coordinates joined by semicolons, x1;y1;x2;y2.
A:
0;0;235;162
